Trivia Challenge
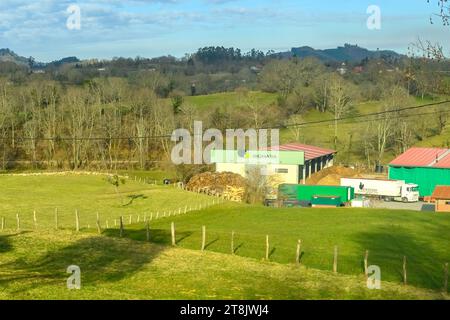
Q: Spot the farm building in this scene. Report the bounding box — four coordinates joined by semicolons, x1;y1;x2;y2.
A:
211;143;336;185
389;147;450;197
431;186;450;212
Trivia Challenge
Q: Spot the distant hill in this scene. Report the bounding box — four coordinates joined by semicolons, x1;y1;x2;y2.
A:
0;48;79;69
1;44;403;69
277;44;404;63
0;48;30;66
47;56;80;67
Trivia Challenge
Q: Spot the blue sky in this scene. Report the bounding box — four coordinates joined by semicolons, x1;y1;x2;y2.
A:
0;0;448;62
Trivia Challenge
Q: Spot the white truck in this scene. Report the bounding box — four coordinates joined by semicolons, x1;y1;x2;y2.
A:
340;178;419;203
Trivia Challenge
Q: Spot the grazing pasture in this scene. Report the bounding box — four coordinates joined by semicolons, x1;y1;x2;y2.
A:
0;174;449;299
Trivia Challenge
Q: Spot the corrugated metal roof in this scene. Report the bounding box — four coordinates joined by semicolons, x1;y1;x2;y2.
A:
433;151;450;168
432;186;450;200
389;147;450;168
268;143;336;161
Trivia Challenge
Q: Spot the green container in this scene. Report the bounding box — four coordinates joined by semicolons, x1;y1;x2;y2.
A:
311;196;342;207
389;166;450;197
278;184;355;203
278;184;298;200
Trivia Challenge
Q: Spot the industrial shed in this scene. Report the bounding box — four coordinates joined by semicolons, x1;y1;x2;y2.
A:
212;143;336;185
389;147;450;197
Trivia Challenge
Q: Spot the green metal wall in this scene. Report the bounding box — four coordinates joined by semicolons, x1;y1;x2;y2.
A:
389;166;450;197
279;184;354;202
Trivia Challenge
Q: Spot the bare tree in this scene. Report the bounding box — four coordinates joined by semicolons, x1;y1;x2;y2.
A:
329;75;352;149
286;114;304;141
429;0;450;25
64;88;97;169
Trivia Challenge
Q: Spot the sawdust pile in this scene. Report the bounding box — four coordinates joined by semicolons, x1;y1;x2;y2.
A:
306;166;362;186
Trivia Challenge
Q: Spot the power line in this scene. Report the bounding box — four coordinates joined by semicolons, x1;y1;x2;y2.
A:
276;99;450;130
0;99;448;141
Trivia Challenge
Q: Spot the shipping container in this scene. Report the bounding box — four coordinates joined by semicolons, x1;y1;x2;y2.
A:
278;184;354;207
311;196;342;207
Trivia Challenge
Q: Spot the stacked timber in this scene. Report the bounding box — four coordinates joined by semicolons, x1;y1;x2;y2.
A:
187;172;246;202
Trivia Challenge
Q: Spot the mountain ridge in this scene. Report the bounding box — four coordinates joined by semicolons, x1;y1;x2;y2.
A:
0;44;404;68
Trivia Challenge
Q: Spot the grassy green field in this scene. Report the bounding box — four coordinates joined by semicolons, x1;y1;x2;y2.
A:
0;174;449;299
0;173;213;230
182;91;278;111
180;91;449;163
118;203;450;291
0;230;445;300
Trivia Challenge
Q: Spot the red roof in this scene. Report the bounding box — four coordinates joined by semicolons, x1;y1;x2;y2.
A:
268;143;336;161
432;186;450;200
389;147;450;168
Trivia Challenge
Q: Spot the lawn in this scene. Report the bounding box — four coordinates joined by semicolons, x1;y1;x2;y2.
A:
0;230;445;300
0;173;214;230
0;174;449;298
182;91;278;111
118;203;450;291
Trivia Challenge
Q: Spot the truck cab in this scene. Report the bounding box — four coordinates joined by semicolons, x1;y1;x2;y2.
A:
401;184;420;202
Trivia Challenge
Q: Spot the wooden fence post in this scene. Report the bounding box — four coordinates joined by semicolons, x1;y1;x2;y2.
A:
231;231;235;255
55;208;59;230
16;213;20;232
184;206;187;214
333;246;338;273
178;208;181;215
106;220;109;229
96;212;102;234
364;250;369;278
296;240;302;265
146;221;150;242
1;217;4;231
444;263;448;293
144;214;147;223
201;226;206;251
119;216;124;237
265;235;270;260
171;222;176;246
75;209;80;232
137;215;140;223
33;210;37;229
129;215;132;225
403;256;407;285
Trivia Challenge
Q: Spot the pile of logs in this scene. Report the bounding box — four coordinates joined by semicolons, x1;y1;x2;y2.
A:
186;172;246;202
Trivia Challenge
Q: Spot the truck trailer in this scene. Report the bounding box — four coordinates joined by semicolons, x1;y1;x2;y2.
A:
340;178;419;203
277;184;355;207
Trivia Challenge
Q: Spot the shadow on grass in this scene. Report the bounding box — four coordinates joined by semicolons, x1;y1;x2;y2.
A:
234;243;244;254
0;234;13;253
0;232;32;253
205;237;219;250
103;228;193;246
352;228;446;290
123;194;148;207
0;235;165;291
269;247;276;259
